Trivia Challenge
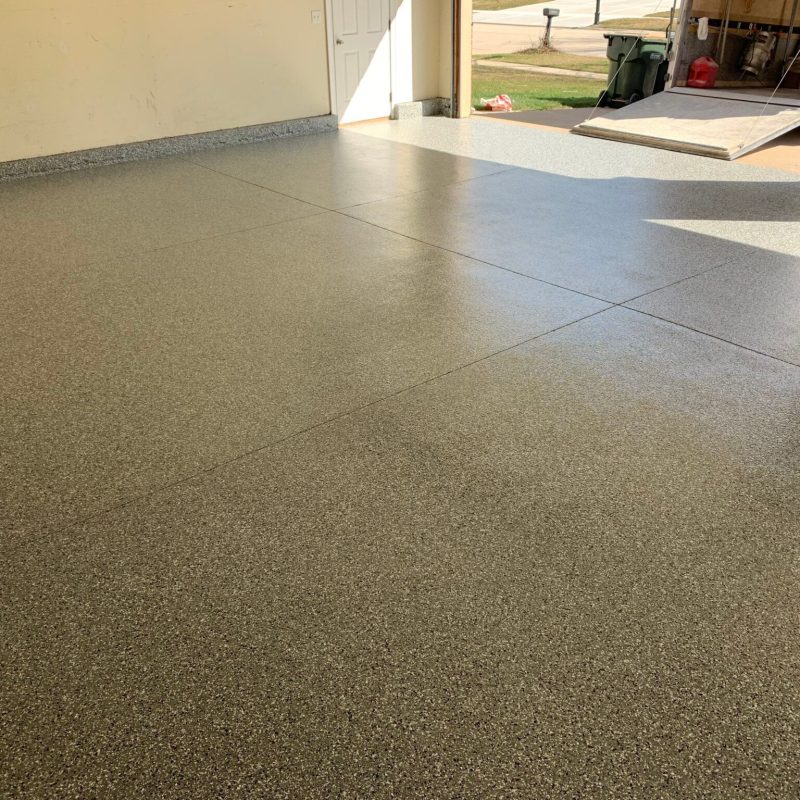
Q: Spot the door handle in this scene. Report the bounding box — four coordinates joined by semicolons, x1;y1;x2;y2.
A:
336;38;343;45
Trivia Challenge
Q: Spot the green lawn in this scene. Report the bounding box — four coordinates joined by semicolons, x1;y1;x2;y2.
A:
473;0;543;10
595;18;668;32
487;49;608;74
472;64;600;112
594;14;672;32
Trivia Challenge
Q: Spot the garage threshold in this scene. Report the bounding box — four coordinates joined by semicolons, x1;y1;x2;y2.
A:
472;105;800;174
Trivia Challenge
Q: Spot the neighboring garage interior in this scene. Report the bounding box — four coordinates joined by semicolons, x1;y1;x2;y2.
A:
2;2;799;798
574;0;800;158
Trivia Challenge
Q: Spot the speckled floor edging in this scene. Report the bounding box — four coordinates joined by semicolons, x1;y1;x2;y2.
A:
0;114;338;182
392;97;452;120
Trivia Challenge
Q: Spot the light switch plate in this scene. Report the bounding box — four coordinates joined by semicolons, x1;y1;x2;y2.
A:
311;10;322;24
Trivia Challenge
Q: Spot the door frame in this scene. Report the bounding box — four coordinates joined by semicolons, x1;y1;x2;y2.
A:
324;0;339;118
453;0;471;119
325;0;471;123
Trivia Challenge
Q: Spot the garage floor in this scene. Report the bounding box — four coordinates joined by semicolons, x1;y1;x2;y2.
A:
2;119;799;798
484;108;800;173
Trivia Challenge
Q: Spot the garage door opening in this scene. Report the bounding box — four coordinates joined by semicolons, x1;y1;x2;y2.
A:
464;1;800;163
574;1;800;159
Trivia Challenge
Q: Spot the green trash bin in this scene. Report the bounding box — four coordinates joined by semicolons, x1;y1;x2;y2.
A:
598;33;669;108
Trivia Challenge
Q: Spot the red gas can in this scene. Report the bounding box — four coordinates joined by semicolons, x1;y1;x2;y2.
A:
687;56;719;88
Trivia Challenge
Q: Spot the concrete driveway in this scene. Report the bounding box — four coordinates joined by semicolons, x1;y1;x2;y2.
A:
473;22;611;57
474;0;675;27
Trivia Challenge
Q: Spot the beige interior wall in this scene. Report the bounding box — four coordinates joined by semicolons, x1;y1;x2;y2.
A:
403;0;460;107
0;0;331;162
390;0;449;105
410;0;444;100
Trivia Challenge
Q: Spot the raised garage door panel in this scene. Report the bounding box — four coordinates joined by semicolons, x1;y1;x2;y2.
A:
691;0;794;25
572;90;800;160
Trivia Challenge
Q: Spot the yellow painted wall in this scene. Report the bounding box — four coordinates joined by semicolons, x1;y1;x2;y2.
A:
390;0;458;110
0;1;331;162
410;0;444;101
391;0;450;105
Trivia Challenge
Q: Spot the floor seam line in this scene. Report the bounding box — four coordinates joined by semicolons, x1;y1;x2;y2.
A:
35;306;615;539
333;165;522;213
333;165;516;211
178;156;334;212
120;210;331;259
333;210;615;305
183;154;516;213
444;164;519;188
8;210;330;282
623;307;800;368
615;246;762;306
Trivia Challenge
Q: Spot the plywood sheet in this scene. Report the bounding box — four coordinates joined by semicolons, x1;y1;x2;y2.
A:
571;90;800;159
669;86;800;108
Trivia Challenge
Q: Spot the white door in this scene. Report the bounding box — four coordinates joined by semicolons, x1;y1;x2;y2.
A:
331;0;392;124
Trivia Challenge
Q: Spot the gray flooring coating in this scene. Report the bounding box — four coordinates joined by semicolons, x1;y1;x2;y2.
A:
1;120;799;799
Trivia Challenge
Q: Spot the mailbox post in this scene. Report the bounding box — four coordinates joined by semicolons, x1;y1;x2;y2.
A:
542;8;560;48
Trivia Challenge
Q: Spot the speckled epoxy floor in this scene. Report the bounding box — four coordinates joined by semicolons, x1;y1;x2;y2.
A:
2;120;799;799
